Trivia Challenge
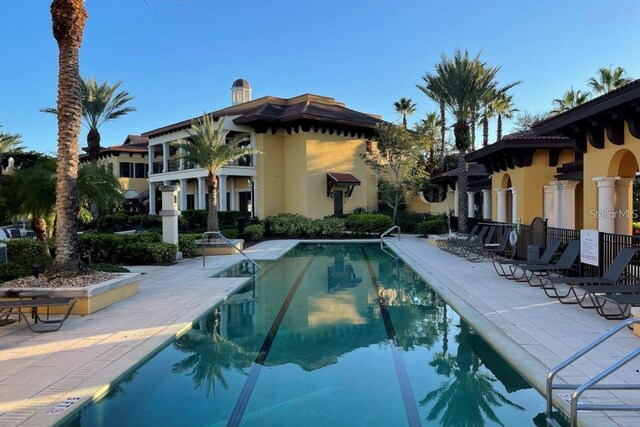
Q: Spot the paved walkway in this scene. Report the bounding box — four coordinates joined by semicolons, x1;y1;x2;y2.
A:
0;237;639;426
387;235;640;427
0;240;297;427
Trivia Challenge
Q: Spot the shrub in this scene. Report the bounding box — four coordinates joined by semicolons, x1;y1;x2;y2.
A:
78;232;176;265
178;234;198;258
346;213;393;237
181;210;208;230
141;215;162;229
313;217;346;238
0;240;51;281
243;224;264;241
90;263;130;273
220;228;239;240
417;218;447;236
264;214;310;238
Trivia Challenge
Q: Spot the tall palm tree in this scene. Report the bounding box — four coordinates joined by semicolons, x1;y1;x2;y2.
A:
481;88;497;148
393;97;417;128
50;0;87;273
78;163;124;218
42;77;136;162
176;116;260;231
492;92;519;141
425;50;500;233
588;66;632;95
551;87;590;114
417;75;448;171
0;126;23;175
414;112;441;171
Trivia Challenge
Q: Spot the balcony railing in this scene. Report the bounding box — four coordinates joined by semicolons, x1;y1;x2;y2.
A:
149;156;252;175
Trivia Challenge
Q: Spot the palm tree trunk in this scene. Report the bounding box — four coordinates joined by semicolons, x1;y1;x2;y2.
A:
482;112;489;147
457;152;468;233
87;128;101;162
439;100;446;171
402;115;407;128
497;114;503;141
50;0;87;274
470;118;476;152
32;216;51;258
207;171;220;231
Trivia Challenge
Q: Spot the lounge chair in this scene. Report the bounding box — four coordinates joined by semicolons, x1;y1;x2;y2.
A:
541;247;640;305
436;224;480;251
439;224;484;254
492;237;562;280
0;297;77;332
518;240;580;287
456;226;496;258
465;226;514;262
592;292;640;320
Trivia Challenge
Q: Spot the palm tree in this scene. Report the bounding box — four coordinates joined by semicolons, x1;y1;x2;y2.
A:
551;87;590;114
0;126;23;173
78;163;124;219
588;66;632;95
42;77;136;162
417;75;448;171
493;92;519;141
425;50;500;233
393;97;417;128
50;0;87;273
414;112;441;171
481;88;497;148
176;116;260;231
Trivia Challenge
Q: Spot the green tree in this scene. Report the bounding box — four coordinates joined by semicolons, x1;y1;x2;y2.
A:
414;112;441;173
42;77;136;162
588;66;632;95
176;115;260;231
50;0;87;273
512;111;550;132
424;50;500;232
551;87;590;114
0;126;23;173
393;97;417;128
418;74;448;171
78;163;124;219
492;92;519;141
361;123;428;223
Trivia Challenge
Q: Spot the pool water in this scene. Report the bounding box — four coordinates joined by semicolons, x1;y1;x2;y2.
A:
65;243;550;426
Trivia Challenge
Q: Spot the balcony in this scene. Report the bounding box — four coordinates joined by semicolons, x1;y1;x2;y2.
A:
150;160;200;175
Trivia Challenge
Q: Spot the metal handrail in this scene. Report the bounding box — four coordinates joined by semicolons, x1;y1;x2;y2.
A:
546;318;640;426
380;225;401;249
201;231;261;271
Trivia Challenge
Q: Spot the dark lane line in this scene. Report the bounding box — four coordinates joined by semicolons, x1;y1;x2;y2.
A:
361;247;422;427
226;255;317;427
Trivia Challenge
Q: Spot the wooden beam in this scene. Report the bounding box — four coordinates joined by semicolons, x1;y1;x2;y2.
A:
624;114;640;139
605;120;625;145
549;148;562;167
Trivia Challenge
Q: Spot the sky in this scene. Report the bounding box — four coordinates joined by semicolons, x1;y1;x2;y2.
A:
1;0;640;154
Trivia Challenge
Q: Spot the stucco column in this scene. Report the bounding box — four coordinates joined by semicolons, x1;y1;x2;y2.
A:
482;189;492;220
148;182;156;215
162;142;169;173
252;179;258;218
551;181;562;228
543;185;554;226
615;178;634;235
159;184;182;260
447;189;455;213
467;192;475;218
559;180;580;230
229;178;236;210
509;187;518;224
178;146;184;171
593;176;619;233
218;174;227;211
197;176;206;210
453;185;459;216
148;145;154;175
179;178;188;211
495;189;508;223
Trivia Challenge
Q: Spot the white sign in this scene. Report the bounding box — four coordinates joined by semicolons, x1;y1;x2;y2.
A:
580;229;599;266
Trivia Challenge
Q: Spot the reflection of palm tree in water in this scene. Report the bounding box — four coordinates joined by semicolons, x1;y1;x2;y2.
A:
172;309;255;397
423;318;524;426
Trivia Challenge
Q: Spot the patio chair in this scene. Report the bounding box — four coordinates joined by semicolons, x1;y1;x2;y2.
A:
446;226;490;256
491;237;562;280
591;292;640;320
0;297;77;333
456;226;496;258
436;224;480;251
518;239;580;287
465;226;515;263
542;247;640;305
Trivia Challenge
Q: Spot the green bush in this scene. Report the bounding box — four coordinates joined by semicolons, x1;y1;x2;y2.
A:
417;218;447;236
220;229;239;239
313;217;346;238
78;232;176;265
141;215;162;229
0;240;52;281
264;214;310;238
243;224;264;241
90;263;130;273
181;210;208;230
178;234;198;257
346;213;393;237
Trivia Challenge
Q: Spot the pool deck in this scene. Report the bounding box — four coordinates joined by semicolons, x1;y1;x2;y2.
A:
0;237;638;426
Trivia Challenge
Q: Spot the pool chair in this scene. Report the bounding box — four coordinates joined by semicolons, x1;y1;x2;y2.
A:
541;247;640;306
456;226;496;258
436;224;480;252
591;292;640;320
492;237;563;280
464;226;514;263
445;225;490;256
518;239;580;287
0;297;77;333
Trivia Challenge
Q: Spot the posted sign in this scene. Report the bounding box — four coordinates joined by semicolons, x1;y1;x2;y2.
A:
580;229;599;266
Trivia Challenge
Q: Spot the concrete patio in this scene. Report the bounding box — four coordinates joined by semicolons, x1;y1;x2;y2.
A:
0;236;638;426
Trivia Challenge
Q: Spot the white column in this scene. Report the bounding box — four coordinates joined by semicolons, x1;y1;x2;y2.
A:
252;179;258;218
467;191;475;218
178;146;184;171
543;185;554;226
447;189;455;213
615;178;634;235
197;176;207;210
559;180;580;230
229;178;236;210
593;176;619;233
179;179;188;211
148;145;154;176
482;189;492;220
551;181;562;228
148;182;156;215
218;174;228;211
495;189;508;223
453;185;459;216
162;142;169;173
509;187;518;223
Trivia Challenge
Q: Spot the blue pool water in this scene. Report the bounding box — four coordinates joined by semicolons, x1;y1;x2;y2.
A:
65;243;550;426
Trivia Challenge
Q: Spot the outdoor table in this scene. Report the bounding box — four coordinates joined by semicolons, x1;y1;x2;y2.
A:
18;291;51;322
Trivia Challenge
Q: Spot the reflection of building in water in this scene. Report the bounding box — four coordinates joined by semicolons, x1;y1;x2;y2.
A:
327;256;362;293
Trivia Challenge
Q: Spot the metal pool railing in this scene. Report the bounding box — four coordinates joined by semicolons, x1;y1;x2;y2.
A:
201;231;261;271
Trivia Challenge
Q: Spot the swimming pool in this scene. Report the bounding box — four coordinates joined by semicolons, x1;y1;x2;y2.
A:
65;243;549;426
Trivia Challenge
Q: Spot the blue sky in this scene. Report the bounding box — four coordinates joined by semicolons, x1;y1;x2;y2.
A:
1;0;640;154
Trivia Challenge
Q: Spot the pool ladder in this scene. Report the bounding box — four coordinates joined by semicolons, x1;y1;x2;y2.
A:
201;231;262;271
380;225;401;250
546;318;640;427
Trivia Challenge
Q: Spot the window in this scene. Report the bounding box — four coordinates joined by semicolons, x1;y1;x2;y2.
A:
187;194;195;210
119;162;131;178
135;163;147;178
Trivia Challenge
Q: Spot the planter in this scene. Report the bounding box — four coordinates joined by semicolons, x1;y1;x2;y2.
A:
193;239;244;256
0;273;140;315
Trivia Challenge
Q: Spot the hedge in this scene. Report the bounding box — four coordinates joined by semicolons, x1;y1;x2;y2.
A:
0;239;52;282
345;213;393;237
78;232;176;265
264;214;347;239
243;224;264;241
417;218;447;236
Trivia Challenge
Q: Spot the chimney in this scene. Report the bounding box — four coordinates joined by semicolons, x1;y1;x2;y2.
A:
231;79;252;105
